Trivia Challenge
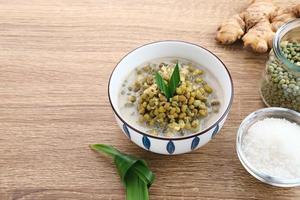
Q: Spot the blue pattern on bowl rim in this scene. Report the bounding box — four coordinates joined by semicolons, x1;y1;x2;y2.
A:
191;136;200;150
166;140;175;154
211;124;220;139
142;135;151;150
122;123;131;139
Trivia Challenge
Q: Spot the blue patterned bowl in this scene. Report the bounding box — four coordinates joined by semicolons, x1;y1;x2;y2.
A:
108;41;233;155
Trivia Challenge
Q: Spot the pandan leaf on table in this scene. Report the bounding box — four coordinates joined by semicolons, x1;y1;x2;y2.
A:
90;144;155;200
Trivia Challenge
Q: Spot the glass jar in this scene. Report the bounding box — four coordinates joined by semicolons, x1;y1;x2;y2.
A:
260;19;300;112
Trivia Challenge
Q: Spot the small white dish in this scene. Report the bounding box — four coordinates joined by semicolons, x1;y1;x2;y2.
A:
236;107;300;187
108;41;233;155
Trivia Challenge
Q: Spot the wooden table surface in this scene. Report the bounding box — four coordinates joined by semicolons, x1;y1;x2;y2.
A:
1;0;300;199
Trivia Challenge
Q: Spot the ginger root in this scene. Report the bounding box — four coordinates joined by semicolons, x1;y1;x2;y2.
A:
216;0;300;53
270;6;297;31
216;14;245;44
243;19;275;53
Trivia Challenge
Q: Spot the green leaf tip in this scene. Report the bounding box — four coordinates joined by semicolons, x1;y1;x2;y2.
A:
168;62;180;97
90;144;121;158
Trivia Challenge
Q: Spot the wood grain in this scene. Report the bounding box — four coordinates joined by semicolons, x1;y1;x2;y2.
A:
1;0;300;199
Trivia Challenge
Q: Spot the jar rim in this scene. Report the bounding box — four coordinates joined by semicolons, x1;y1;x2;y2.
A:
273;19;300;73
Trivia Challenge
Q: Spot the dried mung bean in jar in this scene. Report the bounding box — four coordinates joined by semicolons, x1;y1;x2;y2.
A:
260;22;300;113
261;54;300;111
260;20;300;111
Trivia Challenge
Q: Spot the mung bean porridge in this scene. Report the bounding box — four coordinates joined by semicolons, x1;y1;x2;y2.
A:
118;58;224;138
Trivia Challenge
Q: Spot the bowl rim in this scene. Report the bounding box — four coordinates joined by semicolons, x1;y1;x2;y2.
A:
108;40;234;141
236;107;300;187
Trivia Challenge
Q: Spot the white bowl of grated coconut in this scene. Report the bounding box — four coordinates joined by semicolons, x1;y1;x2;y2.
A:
236;107;300;187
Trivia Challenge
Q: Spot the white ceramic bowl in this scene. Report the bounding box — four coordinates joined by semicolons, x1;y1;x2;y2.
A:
108;41;233;155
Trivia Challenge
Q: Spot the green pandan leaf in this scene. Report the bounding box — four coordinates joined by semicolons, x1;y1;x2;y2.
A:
90;144;155;200
131;161;155;187
90;144;122;158
155;62;181;100
155;72;171;99
168;62;180;97
126;169;149;200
